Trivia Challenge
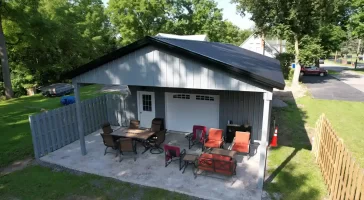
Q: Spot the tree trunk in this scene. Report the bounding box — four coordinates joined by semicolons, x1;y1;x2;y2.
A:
0;14;14;99
335;51;338;62
315;59;320;68
292;35;300;87
355;39;361;69
261;33;265;56
279;39;282;53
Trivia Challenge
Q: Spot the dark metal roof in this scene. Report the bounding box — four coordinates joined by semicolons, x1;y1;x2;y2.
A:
66;36;285;89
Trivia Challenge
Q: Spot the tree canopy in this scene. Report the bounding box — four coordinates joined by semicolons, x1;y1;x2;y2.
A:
1;0;116;96
233;0;352;85
0;0;259;98
107;0;251;45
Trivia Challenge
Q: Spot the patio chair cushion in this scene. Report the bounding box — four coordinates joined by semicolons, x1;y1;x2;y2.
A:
212;154;232;161
231;131;250;153
232;143;249;153
204;140;222;148
207;128;223;141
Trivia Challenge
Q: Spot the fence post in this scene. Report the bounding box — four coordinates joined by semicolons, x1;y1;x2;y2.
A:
29;116;40;159
314;114;324;162
74;83;87;155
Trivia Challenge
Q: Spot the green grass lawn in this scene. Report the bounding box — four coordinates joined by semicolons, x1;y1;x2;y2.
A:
297;96;364;167
266;96;364;199
266;100;327;200
327;70;340;75
0;165;191;200
0;85;104;168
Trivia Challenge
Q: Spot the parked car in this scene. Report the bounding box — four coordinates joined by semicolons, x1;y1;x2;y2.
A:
300;66;328;76
39;83;74;97
319;59;325;64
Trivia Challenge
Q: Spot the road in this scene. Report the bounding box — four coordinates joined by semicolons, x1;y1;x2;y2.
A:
302;65;364;102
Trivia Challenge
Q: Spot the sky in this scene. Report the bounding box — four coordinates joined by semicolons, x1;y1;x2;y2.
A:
101;0;255;30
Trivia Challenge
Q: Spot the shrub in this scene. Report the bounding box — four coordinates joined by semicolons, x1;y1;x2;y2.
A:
276;53;295;79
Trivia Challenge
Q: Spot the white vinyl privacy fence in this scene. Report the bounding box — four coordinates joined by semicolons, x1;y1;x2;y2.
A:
29;94;126;159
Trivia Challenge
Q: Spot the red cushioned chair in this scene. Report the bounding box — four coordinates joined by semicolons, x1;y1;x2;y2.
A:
164;144;186;169
203;128;224;150
230;131;250;154
186;125;207;149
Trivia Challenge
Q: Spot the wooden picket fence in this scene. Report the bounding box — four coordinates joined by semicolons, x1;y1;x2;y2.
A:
313;114;364;200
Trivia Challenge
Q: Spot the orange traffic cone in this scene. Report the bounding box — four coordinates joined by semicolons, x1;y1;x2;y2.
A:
270;127;278;147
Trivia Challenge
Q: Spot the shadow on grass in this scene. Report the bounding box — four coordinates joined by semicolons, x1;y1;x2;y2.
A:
264;91;326;199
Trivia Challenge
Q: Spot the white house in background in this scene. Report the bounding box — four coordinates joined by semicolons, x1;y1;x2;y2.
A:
240;34;286;58
155;33;209;41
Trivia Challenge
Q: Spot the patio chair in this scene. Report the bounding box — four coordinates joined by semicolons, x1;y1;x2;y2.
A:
129;119;140;129
101;133;119;156
203;128;224;150
101;122;113;134
118;138;137;162
164;144;186;169
230;131;250;154
186;125;207;149
150;118;165;132
149;129;166;154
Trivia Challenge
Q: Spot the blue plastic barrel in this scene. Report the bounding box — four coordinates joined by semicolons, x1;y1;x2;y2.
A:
60;96;75;106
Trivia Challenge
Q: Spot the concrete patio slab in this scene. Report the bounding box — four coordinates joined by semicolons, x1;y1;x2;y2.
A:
41;128;262;200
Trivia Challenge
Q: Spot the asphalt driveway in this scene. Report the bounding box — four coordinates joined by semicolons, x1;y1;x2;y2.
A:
302;75;364;102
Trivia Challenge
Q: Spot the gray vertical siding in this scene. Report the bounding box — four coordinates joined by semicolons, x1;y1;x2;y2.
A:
29;94;124;158
126;86;264;140
73;46;270;93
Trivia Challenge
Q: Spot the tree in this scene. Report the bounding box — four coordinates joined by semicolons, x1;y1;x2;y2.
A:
164;0;225;42
107;0;243;45
1;0;115;96
319;25;347;58
232;0;276;55
349;0;364;68
107;0;168;45
0;0;14;99
217;21;252;45
233;0;350;86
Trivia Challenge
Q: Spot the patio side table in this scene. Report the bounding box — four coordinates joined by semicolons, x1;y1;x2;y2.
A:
182;154;198;174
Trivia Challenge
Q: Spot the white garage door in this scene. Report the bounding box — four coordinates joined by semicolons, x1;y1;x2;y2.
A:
165;93;219;132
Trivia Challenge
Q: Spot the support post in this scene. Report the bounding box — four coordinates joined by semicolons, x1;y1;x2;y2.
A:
257;92;272;189
74;82;87;155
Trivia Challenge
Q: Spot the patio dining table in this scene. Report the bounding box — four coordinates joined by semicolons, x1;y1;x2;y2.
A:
111;127;156;153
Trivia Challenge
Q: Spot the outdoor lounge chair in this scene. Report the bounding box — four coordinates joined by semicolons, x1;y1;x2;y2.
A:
230;131;250;154
186;125;207;149
203;128;224;150
101;133;119;156
164;144;186;169
118;138;137;162
149;129;166;154
129;119;140;129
